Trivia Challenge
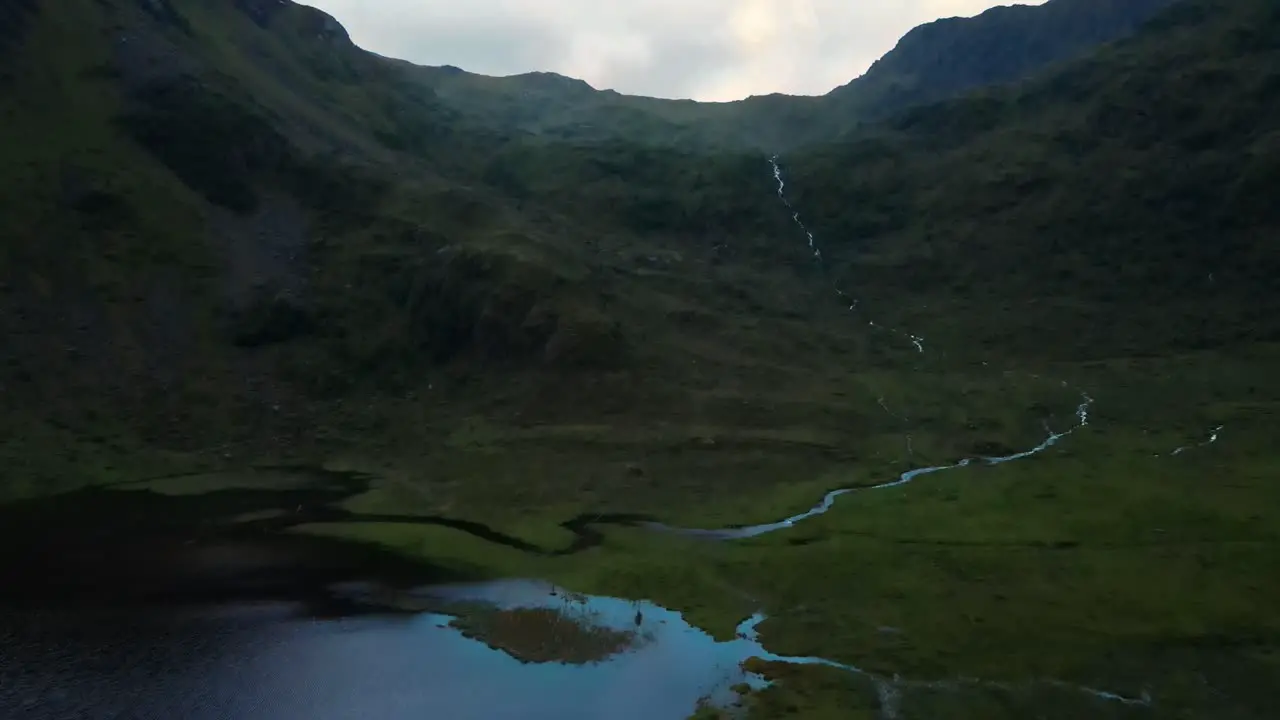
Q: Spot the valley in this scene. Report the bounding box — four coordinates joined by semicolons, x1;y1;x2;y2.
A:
1;0;1279;717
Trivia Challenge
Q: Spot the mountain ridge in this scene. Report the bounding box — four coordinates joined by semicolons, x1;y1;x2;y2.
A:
375;0;1178;149
828;0;1181;116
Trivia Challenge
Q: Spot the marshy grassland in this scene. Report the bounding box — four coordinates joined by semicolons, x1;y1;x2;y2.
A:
285;343;1280;717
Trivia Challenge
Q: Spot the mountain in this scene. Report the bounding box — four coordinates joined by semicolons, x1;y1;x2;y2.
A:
0;0;830;494
2;0;1277;492
392;0;1179;150
3;1;1280;716
782;0;1280;358
823;0;1182;122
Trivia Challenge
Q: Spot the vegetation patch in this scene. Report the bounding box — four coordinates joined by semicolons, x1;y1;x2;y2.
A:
448;604;644;665
120;77;285;213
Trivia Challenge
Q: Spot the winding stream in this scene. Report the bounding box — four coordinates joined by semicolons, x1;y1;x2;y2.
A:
656;394;1093;540
1168;425;1224;456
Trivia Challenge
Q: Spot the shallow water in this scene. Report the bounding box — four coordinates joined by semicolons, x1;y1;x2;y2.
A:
0;580;776;720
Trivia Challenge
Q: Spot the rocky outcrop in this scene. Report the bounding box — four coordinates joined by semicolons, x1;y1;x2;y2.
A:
230;288;316;348
401;246;560;363
541;305;626;370
392;246;625;369
121;76;288;213
834;0;1180;118
234;0;351;46
138;0;191;33
233;0;289;28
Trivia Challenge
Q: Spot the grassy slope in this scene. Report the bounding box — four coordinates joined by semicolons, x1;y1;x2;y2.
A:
0;0;989;501
784;0;1280;362
0;0;225;494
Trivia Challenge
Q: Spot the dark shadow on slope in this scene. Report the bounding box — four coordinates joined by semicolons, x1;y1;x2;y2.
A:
0;468;657;610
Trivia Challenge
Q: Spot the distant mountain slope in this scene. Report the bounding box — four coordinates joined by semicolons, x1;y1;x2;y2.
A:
826;0;1180;122
392;0;1178;150
474;0;1278;360
781;0;1280;357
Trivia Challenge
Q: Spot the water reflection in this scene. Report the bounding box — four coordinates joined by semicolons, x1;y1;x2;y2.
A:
0;581;775;720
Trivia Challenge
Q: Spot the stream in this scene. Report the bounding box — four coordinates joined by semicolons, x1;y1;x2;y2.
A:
771;155;925;353
1167;425;1224;456
657;394;1092;540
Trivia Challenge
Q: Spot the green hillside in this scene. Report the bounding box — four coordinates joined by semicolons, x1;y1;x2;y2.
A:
784;0;1280;360
1;0;1279;717
0;0;880;498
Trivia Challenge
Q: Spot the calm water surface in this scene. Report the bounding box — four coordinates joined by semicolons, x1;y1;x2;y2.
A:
0;580;770;720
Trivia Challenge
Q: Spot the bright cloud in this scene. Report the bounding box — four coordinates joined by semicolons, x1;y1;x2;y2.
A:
305;0;1044;101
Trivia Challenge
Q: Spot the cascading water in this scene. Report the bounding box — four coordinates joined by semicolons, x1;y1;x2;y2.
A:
769;156;925;351
771;156;825;263
770;156;860;310
1167;425;1224;456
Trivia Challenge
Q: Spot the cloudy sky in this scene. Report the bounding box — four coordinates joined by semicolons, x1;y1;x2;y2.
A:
306;1;1043;101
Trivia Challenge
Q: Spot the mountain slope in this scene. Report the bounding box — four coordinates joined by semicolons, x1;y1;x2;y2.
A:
779;0;1280;359
2;0;1277;497
825;0;1180;122
390;0;1178;150
0;0;872;497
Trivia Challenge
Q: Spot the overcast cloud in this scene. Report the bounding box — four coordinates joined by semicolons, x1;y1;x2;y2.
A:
306;1;1043;101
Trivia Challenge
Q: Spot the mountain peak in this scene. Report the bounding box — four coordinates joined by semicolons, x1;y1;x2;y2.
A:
233;0;351;44
509;70;596;92
830;0;1180;119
